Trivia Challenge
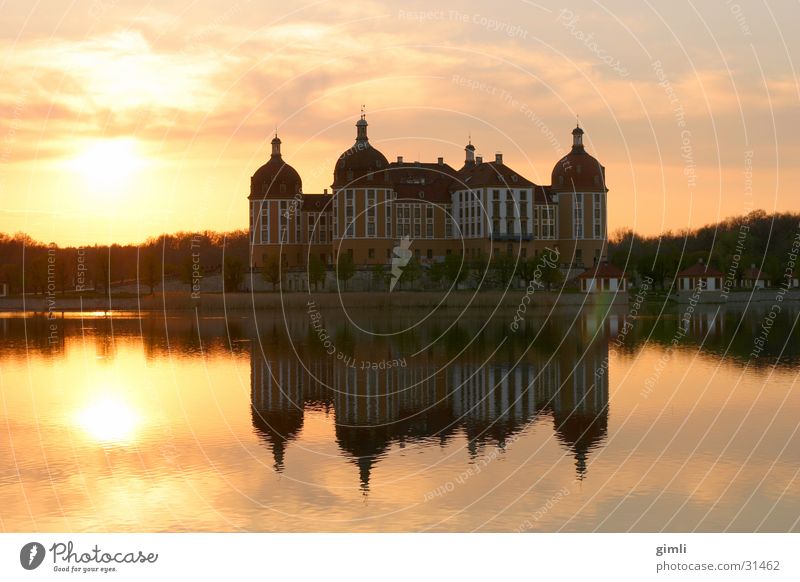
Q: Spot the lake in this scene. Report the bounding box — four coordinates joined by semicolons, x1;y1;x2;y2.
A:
1;302;798;532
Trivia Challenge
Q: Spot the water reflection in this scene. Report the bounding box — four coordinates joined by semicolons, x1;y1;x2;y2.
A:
1;304;799;531
251;322;610;491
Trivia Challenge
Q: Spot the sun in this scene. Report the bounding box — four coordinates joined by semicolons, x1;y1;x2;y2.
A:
69;138;144;190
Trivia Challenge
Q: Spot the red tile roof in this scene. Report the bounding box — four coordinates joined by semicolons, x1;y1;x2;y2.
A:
677;261;724;277
301;193;333;212
577;262;625;279
743;266;768;280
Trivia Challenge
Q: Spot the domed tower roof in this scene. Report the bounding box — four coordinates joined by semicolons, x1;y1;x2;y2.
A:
551;123;607;192
249;133;302;200
332;112;390;189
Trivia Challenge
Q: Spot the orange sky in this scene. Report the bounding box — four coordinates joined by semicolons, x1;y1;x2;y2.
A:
0;0;798;246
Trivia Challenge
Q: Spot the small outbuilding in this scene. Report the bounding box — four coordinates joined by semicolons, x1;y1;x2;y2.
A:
677;259;723;291
742;264;770;289
577;262;626;293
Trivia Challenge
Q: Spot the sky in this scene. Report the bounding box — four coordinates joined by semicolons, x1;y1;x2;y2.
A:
0;0;798;246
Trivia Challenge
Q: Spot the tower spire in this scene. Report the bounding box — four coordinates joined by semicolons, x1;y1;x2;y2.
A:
465;135;476;165
355;107;368;142
271;128;281;157
571;121;584;151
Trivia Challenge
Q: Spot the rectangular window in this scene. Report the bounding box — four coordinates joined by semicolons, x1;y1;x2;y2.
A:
593;193;602;239
345;191;355;237
386;199;392;238
367;190;376;238
542;206;555;239
260;204;269;244
574;194;584;239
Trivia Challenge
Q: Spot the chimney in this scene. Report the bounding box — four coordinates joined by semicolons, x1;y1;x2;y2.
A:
476;156;483;164
324;188;328;194
495;153;503;164
397;156;403;163
437;157;444;165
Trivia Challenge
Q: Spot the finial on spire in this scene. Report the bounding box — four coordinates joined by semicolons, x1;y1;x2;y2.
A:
360;104;366;120
576;115;580;129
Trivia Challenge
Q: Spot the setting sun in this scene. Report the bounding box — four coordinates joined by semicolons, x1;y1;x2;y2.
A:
69;139;144;192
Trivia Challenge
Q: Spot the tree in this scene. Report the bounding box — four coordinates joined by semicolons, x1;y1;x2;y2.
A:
517;258;536;287
261;256;282;291
308;254;326;291
224;255;244;292
336;252;355;290
491;254;516;288
541;262;563;290
471;253;488;290
401;257;421;289
26;256;47;295
54;254;70;293
429;261;445;289
371;263;385;291
94;249;110;294
181;255;203;292
141;251;159;295
443;253;466;288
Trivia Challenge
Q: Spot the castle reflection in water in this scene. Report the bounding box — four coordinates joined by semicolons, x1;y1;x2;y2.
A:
251;317;611;490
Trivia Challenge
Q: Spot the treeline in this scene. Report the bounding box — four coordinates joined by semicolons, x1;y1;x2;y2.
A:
0;230;249;295
608;210;800;289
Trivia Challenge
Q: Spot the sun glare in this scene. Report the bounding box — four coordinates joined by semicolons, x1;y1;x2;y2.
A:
76;396;141;445
69;139;144;190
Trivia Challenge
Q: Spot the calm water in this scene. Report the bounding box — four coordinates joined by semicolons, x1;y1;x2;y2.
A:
1;303;799;532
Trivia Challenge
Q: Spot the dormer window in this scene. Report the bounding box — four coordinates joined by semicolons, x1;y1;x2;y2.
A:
594;175;600;185
347;170;354;180
367;172;373;181
512;174;518;183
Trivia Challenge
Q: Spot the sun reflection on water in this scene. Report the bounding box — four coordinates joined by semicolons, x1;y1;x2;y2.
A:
75;396;141;445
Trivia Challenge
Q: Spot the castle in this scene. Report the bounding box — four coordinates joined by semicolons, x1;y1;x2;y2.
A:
248;113;610;286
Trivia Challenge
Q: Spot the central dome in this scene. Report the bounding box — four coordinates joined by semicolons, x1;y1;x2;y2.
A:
249;135;302;199
551;125;606;192
332;115;390;188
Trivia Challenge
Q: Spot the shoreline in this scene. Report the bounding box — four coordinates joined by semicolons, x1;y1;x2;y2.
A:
0;290;629;313
1;288;796;314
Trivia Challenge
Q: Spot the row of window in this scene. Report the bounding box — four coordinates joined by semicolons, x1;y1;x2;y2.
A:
252;194;602;243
